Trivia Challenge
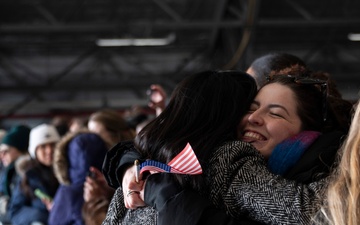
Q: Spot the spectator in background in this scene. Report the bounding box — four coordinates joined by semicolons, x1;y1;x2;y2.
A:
68;116;88;133
129;84;168;134
123;105;149;134
87;109;135;149
82;109;136;225
0;125;31;224
8;124;60;225
51;115;71;137
0;130;7;143
147;84;167;117
0;129;8;172
246;52;308;88
48;131;108;225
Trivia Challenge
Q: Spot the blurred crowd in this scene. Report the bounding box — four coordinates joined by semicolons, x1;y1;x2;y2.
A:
0;52;358;225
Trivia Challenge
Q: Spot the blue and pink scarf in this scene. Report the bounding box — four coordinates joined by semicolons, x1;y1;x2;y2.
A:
267;130;321;176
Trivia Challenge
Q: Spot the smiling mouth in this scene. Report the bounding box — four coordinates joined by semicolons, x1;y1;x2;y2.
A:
242;131;266;142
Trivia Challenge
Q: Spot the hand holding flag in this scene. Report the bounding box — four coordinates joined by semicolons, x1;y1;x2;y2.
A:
135;143;203;177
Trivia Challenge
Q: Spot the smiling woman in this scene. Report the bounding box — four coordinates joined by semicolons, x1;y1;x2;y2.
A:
241;82;303;159
8;124;61;225
102;70;351;225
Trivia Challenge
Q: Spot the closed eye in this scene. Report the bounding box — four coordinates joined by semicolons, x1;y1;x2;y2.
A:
270;112;284;118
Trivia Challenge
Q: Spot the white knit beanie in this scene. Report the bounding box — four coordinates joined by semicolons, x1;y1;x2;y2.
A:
28;124;61;158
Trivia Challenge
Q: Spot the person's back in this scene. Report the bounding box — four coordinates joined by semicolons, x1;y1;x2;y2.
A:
49;131;108;225
102;70;258;224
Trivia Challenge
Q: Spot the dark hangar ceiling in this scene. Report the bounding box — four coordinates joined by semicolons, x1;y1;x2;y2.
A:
0;0;359;120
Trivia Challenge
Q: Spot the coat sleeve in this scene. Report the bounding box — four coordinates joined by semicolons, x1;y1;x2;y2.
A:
144;173;258;225
8;181;48;225
209;141;327;225
102;141;141;189
101;187;128;225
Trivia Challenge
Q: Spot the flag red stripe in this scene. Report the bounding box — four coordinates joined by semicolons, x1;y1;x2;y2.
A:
168;143;202;174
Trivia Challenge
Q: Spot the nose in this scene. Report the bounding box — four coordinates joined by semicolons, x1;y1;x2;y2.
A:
44;144;54;155
247;110;263;126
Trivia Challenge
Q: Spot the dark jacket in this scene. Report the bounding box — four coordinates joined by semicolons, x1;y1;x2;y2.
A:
0;161;18;197
49;132;108;225
0;160;21;223
9;156;59;225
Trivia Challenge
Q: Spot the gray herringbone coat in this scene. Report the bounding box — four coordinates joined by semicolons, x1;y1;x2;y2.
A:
102;141;327;225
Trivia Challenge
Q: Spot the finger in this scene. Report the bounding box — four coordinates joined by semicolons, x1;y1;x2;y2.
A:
84;180;94;192
94;173;108;186
83;191;90;202
124;191;146;209
89;167;103;177
151;84;166;97
124;179;145;209
148;102;155;108
138;177;147;201
122;165;136;189
85;176;96;186
128;179;144;192
139;189;145;202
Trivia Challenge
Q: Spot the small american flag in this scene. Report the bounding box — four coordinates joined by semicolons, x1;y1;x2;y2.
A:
139;143;203;175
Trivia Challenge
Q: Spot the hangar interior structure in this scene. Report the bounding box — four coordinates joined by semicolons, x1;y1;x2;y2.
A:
0;0;359;127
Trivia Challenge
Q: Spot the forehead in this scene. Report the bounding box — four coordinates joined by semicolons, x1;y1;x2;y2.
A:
37;142;56;148
256;83;297;108
88;120;105;132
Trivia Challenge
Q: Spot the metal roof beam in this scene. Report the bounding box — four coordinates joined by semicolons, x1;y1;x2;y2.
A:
1;19;360;33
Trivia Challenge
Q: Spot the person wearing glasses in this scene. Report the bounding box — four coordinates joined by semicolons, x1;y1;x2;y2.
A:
101;69;350;225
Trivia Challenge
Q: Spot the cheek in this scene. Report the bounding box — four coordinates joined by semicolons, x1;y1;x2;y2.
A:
240;114;250;127
8;152;17;161
269;123;302;146
237;115;250;138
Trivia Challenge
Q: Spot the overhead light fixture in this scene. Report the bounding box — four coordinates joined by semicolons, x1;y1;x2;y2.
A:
348;33;360;41
96;33;176;47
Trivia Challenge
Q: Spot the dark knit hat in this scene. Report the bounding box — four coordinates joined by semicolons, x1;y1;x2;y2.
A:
1;125;31;152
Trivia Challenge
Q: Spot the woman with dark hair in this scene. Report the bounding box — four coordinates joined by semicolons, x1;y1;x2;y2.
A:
247;52;352;134
102;69;351;224
102;70;257;224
